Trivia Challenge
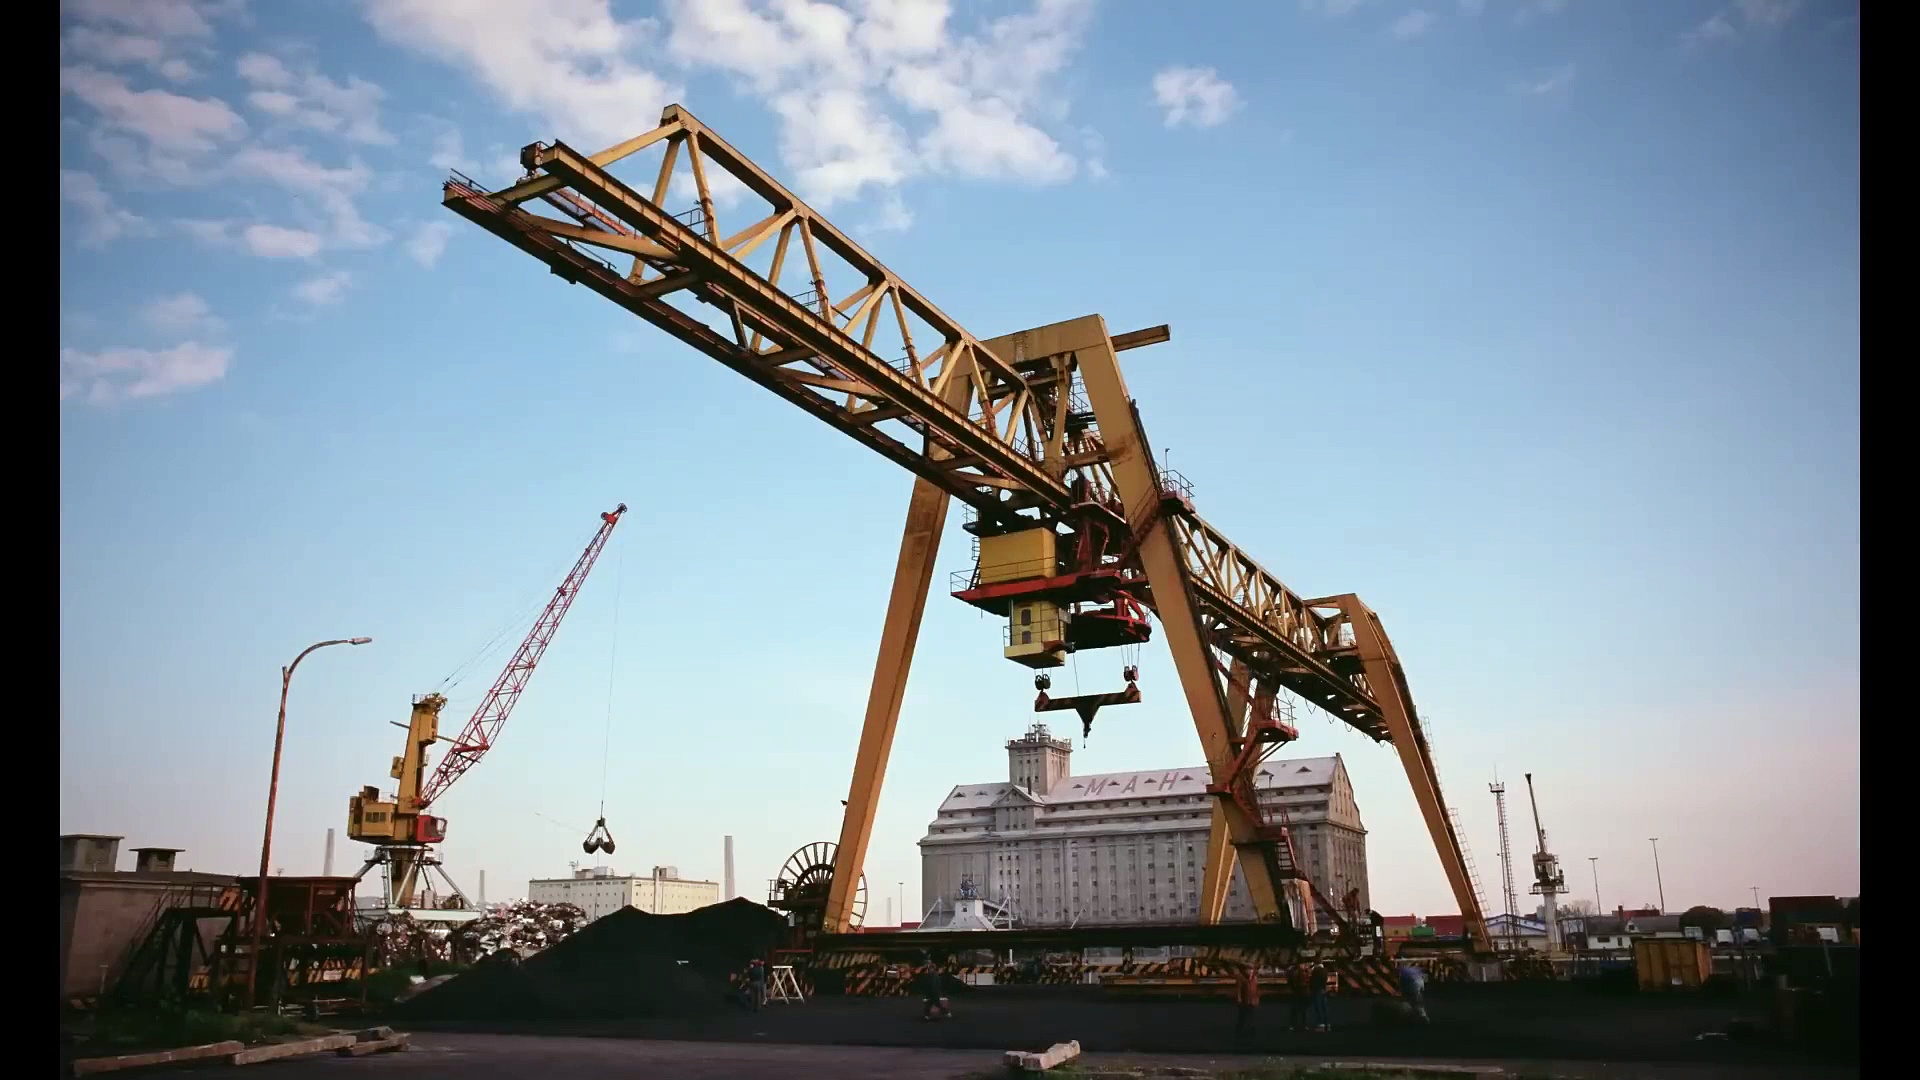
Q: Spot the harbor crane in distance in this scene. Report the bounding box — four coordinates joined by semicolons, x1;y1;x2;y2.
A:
438;103;1491;953
346;503;627;909
1524;772;1567;953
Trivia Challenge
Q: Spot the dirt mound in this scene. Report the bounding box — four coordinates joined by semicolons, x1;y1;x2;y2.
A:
398;898;788;1021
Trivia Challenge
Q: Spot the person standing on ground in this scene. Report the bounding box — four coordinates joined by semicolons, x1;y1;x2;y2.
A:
1397;962;1429;1023
747;957;767;1011
1232;961;1262;1039
1287;958;1312;1031
1308;960;1332;1032
918;964;952;1020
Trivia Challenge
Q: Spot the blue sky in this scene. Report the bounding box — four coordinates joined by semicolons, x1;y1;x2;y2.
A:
59;0;1858;922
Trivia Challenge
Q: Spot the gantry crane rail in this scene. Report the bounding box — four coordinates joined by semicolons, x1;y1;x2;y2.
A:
441;104;1490;953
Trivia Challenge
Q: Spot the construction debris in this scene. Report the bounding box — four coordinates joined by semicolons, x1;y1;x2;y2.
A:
227;1034;357;1065
397;897;787;1021
1004;1039;1082;1072
69;1040;244;1076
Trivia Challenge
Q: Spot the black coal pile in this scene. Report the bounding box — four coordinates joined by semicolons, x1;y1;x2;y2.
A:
397;897;787;1021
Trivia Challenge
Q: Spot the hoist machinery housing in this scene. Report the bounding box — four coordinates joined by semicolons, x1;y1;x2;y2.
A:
346;503;627;908
439;103;1491;953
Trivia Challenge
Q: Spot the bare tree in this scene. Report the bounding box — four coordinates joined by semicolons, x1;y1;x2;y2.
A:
1560;899;1596;917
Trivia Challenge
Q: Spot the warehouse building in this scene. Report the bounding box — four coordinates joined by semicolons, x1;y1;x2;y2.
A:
527;865;719;923
919;723;1369;926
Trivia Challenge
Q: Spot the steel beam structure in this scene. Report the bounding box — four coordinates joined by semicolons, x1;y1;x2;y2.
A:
441;103;1489;950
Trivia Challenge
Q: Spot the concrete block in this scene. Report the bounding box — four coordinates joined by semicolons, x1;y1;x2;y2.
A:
1004;1040;1081;1072
227;1034;356;1065
353;1026;396;1042
70;1041;245;1075
338;1034;410;1057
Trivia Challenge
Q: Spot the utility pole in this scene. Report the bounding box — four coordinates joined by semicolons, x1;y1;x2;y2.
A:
1589;856;1601;913
1649;838;1666;913
1750;885;1760;909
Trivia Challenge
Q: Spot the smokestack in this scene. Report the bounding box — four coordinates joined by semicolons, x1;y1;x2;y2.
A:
324;828;336;876
478;869;487;907
723;835;735;901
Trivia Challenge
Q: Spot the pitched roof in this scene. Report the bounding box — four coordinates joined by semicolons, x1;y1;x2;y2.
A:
938;756;1339;813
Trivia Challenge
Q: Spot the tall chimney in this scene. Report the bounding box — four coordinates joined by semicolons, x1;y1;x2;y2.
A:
323;828;336;876
723;835;736;901
478;869;487;907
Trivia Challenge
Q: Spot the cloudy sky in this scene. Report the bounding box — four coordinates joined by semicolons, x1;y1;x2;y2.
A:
60;0;1857;921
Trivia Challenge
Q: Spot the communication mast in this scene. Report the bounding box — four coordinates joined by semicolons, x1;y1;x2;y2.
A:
1490;780;1521;952
1524;772;1566;953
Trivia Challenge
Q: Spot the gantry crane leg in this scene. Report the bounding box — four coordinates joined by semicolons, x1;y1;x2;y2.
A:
1319;593;1490;952
1198;659;1254;923
823;368;979;935
1003;314;1288;922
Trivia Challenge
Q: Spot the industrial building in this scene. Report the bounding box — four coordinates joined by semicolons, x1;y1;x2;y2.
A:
58;834;236;1002
528;865;720;923
918;723;1369;926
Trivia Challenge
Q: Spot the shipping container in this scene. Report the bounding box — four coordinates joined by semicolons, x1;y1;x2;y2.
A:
1634;938;1711;992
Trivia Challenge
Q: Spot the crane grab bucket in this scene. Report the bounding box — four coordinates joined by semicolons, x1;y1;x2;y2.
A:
583;816;616;855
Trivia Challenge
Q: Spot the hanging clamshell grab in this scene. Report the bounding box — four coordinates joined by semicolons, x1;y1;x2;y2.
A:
582;816;617;855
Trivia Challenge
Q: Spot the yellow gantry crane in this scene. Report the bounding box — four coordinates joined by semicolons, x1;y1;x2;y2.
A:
347;504;627;909
440;105;1490;952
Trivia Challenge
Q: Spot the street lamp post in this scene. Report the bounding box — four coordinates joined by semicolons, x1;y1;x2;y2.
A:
1589;856;1601;913
247;636;371;1008
1649;838;1666;914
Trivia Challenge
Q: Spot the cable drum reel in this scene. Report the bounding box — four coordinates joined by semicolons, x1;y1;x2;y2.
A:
582;816;617;855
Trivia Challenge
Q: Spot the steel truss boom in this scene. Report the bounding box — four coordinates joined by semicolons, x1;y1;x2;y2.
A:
442;104;1489;952
417;504;628;808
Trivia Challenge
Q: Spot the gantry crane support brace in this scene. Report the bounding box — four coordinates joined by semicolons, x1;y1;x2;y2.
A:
440;103;1489;952
415;504;628;809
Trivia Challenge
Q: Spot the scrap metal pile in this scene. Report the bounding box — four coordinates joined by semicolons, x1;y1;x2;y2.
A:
453;901;588;959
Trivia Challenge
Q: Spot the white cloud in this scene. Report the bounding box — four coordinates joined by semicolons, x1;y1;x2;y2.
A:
293;271;354;306
60;341;232;405
361;0;681;152
367;1;1095;213
140;292;224;335
1513;0;1570;20
181;218;325;258
62;0;225;39
59;0;245;81
230;145;388;249
234;52;395;145
1687;0;1801;43
59;66;246;154
60;169;153;247
429;126;479;174
1301;0;1372;16
867;194;914;233
244;223;325;258
405;220;457;267
1152;66;1240;129
1391;10;1439;39
1514;63;1576;95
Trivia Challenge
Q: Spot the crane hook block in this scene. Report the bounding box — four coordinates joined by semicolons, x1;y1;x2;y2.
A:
583;816;617;855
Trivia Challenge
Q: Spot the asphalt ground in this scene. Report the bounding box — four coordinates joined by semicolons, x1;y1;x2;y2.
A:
150;1032;1861;1080
385;983;1850;1068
